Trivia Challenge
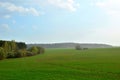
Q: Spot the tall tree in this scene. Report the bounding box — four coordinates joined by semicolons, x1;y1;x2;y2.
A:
2;41;9;53
0;47;6;60
11;40;17;52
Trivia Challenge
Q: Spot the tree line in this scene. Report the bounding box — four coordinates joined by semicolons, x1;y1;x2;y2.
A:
75;44;88;50
0;40;44;60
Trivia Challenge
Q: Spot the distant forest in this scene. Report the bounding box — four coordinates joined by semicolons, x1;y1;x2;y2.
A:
27;43;113;49
0;40;44;60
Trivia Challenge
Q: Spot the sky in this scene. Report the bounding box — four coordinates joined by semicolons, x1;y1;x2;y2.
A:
0;0;120;46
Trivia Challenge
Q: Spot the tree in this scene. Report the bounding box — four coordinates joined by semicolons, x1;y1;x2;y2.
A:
15;49;26;58
75;44;82;50
10;40;17;52
28;46;38;55
6;40;17;58
0;40;45;60
2;41;9;53
0;47;6;60
36;46;45;54
17;42;27;49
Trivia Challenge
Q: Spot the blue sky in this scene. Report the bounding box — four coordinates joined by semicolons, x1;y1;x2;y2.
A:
0;0;120;46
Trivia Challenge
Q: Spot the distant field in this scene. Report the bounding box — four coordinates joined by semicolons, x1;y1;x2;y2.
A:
0;48;120;80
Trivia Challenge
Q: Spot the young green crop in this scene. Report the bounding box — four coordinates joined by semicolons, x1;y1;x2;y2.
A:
0;48;120;80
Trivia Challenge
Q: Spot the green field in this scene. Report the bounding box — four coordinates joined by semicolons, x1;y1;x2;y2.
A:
0;48;120;80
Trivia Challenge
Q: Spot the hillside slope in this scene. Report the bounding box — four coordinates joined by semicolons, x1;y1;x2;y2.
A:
27;43;112;48
0;48;120;80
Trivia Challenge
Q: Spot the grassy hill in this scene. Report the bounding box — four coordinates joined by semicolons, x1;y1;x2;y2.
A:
0;48;120;80
27;43;113;49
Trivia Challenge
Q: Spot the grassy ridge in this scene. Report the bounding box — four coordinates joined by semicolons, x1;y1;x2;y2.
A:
0;48;120;80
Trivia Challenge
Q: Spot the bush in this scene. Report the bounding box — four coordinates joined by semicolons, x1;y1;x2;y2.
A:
41;47;45;54
0;47;6;60
28;46;39;55
36;47;45;54
75;45;82;50
83;48;88;50
0;40;45;60
14;50;26;58
7;52;15;58
26;51;34;56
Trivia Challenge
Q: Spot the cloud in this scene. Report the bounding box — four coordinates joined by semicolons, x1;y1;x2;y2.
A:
47;0;80;12
0;2;40;16
88;25;120;46
0;15;11;19
0;24;10;32
3;15;11;19
94;0;120;16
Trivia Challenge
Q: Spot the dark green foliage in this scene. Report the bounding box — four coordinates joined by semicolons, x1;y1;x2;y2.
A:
26;46;45;56
0;40;27;50
28;46;45;55
15;50;26;58
0;47;6;60
83;48;88;50
1;40;17;58
36;46;45;54
0;40;45;60
2;41;9;53
10;40;17;51
1;40;17;52
28;46;38;55
26;51;34;56
17;42;27;49
75;45;88;50
0;40;5;47
75;44;82;50
7;52;15;58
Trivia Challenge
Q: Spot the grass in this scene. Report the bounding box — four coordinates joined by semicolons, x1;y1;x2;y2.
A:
0;48;120;80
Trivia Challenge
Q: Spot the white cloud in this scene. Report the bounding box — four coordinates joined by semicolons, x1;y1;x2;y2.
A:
95;2;106;8
0;24;10;32
88;26;120;46
90;0;120;46
47;0;80;12
94;0;120;16
0;2;40;16
3;15;11;19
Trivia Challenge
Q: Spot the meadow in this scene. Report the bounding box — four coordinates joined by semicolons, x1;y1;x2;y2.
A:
0;48;120;80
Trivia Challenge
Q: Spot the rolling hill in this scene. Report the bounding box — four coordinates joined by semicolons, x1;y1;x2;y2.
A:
27;43;112;49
